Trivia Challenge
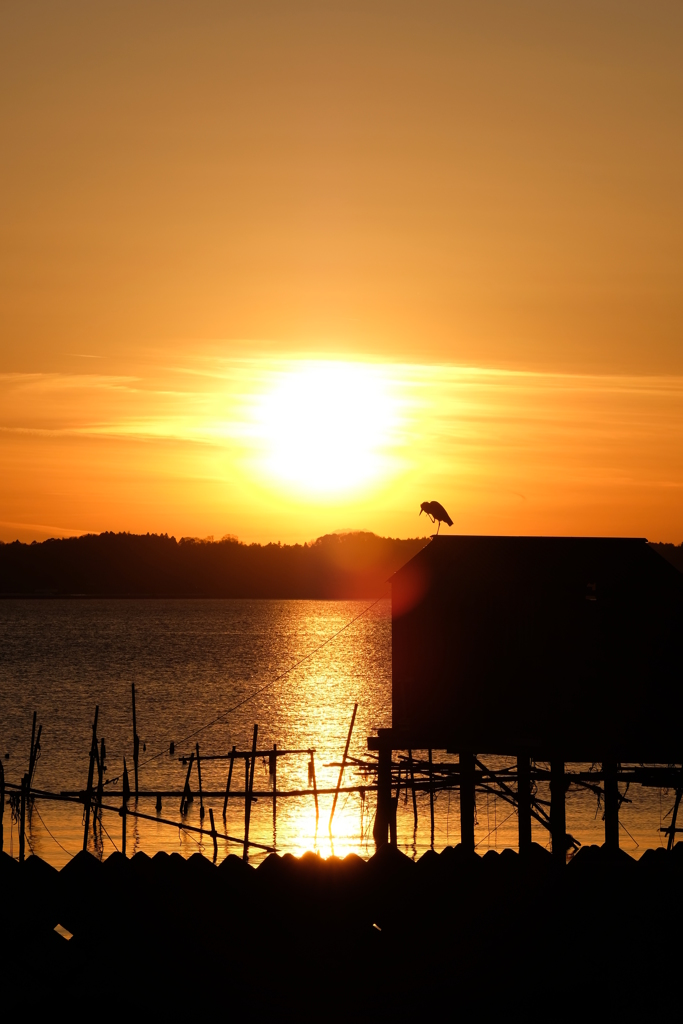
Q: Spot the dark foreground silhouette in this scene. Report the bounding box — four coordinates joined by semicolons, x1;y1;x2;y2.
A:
2;843;682;1016
0;531;428;598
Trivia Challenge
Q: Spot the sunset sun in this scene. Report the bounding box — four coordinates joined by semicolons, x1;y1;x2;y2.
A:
255;361;400;497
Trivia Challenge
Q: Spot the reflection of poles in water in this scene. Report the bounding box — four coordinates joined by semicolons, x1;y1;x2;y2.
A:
329;703;358;834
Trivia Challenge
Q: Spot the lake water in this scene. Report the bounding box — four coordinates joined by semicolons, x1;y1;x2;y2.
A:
0;599;669;867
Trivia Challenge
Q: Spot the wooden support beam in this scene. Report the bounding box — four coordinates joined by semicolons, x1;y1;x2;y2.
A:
667;783;683;852
459;751;475;854
517;752;531;854
329;703;358;833
223;746;236;819
603;759;619;851
132;683;139;799
271;743;277;825
94;737;105;836
82;706;99;852
243;725;258;861
550;758;566;866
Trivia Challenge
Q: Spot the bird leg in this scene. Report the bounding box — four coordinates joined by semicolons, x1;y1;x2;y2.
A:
436;520;441;535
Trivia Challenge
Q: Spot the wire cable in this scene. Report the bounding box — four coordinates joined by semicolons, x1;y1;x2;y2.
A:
106;595;383;786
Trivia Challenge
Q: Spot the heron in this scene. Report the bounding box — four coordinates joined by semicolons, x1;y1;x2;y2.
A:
419;500;453;535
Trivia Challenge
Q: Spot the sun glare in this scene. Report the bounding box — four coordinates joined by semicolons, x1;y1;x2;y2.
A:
255;361;400;496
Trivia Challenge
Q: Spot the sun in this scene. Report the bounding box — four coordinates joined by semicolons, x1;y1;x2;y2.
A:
254;360;399;496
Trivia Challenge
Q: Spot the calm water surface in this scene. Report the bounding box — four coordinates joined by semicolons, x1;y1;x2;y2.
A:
0;599;668;867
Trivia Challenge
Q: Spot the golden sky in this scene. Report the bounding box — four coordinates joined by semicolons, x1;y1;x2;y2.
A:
1;2;682;543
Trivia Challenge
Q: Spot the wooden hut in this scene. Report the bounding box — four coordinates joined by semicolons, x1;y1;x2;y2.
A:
371;536;683;857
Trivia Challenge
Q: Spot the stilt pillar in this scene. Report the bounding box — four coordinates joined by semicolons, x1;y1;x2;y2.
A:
550;758;565;866
603;759;619;851
459;751;475;854
517;752;531;854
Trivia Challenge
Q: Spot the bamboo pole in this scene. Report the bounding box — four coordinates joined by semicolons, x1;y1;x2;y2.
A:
271;743;277;825
329;703;358;833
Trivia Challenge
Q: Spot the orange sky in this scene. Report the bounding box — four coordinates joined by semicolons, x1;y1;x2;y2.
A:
1;2;682;544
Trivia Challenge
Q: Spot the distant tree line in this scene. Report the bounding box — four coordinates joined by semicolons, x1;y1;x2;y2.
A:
0;531;430;598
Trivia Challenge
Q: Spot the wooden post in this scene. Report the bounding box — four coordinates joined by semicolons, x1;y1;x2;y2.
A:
517;752;532;854
243;725;258;861
131;683;139;799
329;703;358;832
603;759;619;851
82;705;99;852
0;759;4;853
309;752;319;826
94;736;105;836
19;773;27;863
373;733;392;848
28;711;36;777
196;743;205;821
222;745;236;819
408;749;418;828
180;751;195;814
209;808;218;863
121;758;130;856
550;758;566;866
272;743;277;825
459;751;475;854
428;748;435;845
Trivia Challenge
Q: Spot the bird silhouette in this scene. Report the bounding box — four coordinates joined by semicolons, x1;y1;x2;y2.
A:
419;500;453;535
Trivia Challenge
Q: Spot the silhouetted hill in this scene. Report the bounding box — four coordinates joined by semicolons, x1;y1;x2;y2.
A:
0;531;429;598
650;542;683;574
